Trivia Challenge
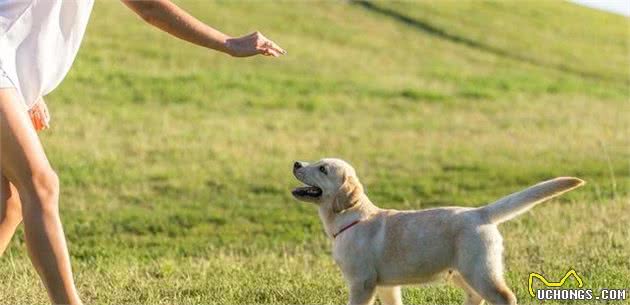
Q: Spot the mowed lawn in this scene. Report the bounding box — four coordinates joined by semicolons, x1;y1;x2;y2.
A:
1;1;629;304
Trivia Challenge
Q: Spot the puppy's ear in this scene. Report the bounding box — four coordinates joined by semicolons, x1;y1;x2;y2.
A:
332;174;364;213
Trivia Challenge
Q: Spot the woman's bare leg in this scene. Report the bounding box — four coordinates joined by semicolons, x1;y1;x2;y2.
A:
0;174;23;254
0;88;82;305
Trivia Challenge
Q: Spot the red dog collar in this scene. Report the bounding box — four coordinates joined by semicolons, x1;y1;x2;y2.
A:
333;220;361;239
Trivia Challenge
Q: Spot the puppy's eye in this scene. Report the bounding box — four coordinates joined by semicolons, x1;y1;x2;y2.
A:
319;166;328;175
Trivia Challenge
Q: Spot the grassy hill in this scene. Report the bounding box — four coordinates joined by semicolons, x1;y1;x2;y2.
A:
1;1;628;304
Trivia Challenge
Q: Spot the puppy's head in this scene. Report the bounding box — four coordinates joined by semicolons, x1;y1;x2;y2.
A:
292;158;364;213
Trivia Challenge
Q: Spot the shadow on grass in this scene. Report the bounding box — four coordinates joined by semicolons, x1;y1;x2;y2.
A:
352;0;617;82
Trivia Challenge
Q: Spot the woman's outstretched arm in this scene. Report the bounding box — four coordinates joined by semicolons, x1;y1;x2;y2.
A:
121;0;286;57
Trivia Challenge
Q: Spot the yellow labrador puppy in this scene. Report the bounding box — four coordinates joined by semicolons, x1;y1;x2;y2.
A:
291;158;584;305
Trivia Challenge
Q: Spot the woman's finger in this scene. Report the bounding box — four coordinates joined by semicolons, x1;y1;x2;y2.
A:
260;47;280;57
259;38;285;55
266;48;281;57
257;45;270;55
257;43;277;56
266;40;286;54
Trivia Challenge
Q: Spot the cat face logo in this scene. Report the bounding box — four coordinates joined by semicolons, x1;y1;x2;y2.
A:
528;269;584;297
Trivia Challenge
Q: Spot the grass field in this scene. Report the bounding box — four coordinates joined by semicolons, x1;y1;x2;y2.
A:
1;1;629;304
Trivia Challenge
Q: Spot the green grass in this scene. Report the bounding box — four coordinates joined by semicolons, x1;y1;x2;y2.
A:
1;1;629;304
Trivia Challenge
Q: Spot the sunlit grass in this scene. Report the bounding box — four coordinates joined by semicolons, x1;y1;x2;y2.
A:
0;1;628;304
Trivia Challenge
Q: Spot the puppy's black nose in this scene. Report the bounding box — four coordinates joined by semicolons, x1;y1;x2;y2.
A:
294;161;304;170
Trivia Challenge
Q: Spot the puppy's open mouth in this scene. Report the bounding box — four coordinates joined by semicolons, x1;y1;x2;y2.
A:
292;185;323;198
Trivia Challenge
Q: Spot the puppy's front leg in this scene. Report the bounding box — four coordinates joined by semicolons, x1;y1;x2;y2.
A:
377;286;402;305
348;279;377;305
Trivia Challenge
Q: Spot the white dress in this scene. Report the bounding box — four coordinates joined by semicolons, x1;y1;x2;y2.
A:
0;0;94;129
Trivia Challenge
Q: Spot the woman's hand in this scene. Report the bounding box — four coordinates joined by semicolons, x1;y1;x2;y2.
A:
225;32;286;57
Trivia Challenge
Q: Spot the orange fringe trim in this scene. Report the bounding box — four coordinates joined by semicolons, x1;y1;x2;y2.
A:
28;97;50;131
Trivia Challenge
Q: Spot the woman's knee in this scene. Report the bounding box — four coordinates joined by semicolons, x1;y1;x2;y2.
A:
22;168;60;214
2;200;23;225
1;183;23;224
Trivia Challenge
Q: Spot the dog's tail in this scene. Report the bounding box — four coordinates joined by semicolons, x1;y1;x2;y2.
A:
479;177;585;224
